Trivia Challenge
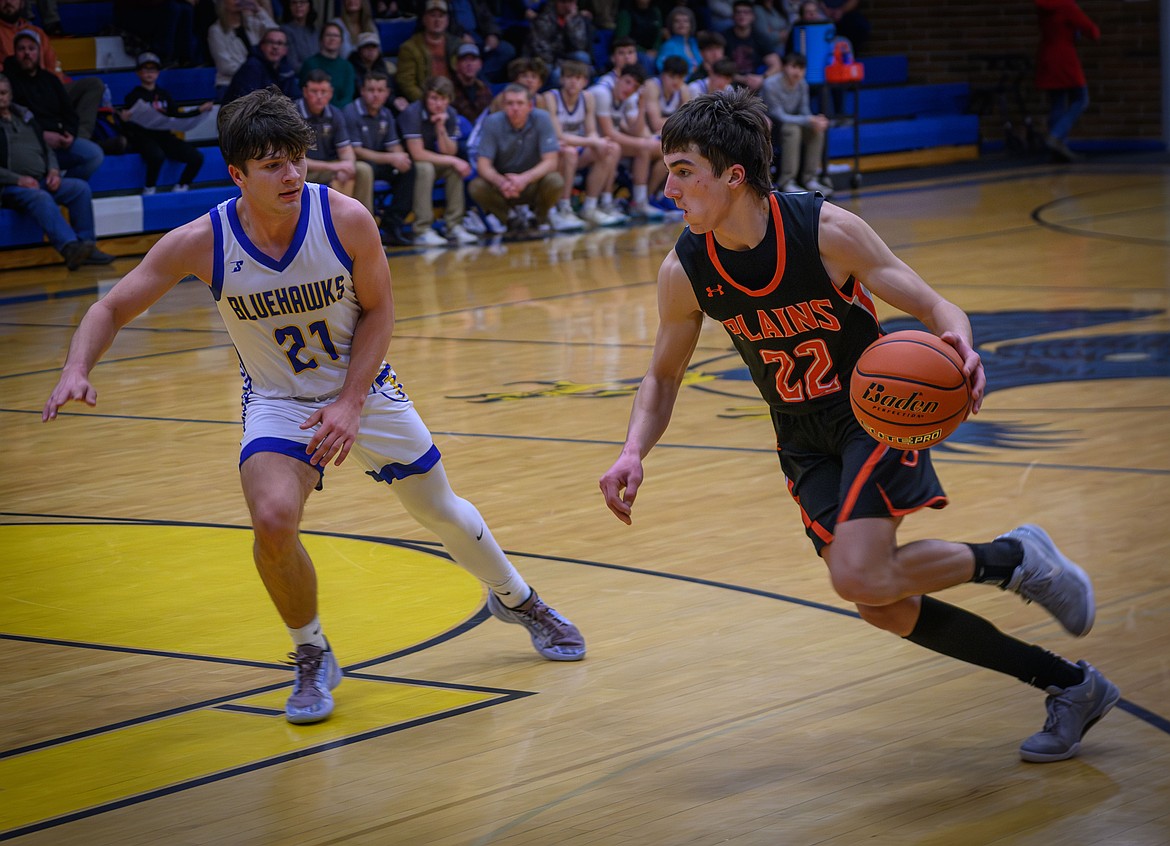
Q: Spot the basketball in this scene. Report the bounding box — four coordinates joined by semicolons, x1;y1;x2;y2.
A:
849;330;971;449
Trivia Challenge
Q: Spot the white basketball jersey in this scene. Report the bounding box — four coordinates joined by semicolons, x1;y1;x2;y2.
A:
210;183;368;401
551;89;586;136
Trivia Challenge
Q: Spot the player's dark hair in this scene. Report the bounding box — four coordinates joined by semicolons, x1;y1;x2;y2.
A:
218;86;315;172
660;55;689;77
661;88;773;199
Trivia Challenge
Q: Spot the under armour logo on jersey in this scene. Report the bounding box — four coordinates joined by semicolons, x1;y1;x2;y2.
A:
230;260;244;273
706;284;724;297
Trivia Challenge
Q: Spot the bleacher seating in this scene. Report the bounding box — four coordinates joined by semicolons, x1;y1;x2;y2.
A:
89;146;229;195
2;0;984;261
76;68;218;107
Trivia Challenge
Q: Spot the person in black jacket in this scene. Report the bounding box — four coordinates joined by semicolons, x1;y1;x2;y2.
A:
120;53;213;193
3;29;103;180
0;73;114;268
225;27;300;103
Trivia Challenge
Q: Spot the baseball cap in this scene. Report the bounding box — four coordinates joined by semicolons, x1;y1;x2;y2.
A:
136;52;162;69
13;28;41;46
455;43;480;59
355;32;381;49
424;0;448;12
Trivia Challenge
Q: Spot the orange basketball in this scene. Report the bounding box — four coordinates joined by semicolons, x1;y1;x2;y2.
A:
849;330;971;450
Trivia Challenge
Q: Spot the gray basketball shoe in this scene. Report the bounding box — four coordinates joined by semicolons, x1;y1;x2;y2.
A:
1020;661;1120;762
285;643;343;724
487;591;586;661
1001;524;1095;636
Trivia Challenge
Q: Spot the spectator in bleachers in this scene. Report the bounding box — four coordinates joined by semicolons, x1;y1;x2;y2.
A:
208;0;278;98
330;0;378;61
0;72;115;268
299;68;374;210
753;0;791;52
397;75;477;245
526;0;593;88
821;0;868;54
685;30;726;84
3;30;103;180
657;7;701;75
469;82;563;235
280;0;320;70
707;0;734;33
641;54;691;134
299;21;356;107
345;69;415;245
593;63;665;219
446;0;516;84
224;26;300;102
723;0;780;91
783;0;827;56
396;0;459;104
614;0;662;74
120;52;212;194
349;31;398;101
540;59;625;228
0;0;104;140
592;34;638;95
450;42;493;124
687;55;735;97
762;50;832;195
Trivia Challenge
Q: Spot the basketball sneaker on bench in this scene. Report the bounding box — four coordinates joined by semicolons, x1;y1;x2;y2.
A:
487;590;586;661
1001;524;1095;636
285;642;343;724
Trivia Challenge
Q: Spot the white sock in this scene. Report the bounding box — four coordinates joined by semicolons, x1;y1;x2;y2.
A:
557;199;572;213
601;191;613;207
582;196;598;213
288;616;327;649
632;184;648;205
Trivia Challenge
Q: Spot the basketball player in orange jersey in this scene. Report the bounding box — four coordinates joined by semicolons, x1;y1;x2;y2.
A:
43;87;584;727
599;88;1118;763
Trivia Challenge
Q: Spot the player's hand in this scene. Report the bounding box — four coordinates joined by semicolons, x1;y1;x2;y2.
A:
43;370;97;421
941;331;986;414
599;453;643;525
300;396;362;466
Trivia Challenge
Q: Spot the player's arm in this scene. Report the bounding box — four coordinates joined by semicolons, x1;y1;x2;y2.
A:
42;219;214;421
818;202;986;411
300;190;396;467
599;251;704;524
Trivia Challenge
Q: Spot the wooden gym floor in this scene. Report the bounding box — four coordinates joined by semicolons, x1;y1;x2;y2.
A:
2;159;1168;845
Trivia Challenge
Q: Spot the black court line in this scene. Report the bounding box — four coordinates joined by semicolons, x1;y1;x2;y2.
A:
7;410;1170;476
0;692;532;843
5;515;1170;743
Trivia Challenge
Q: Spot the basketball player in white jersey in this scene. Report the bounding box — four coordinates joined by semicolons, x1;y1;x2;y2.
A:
642;55;692;135
541;60;626;227
43;87;586;726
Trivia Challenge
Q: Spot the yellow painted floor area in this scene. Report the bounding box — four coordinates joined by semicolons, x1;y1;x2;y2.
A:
2;523;511;834
2;524;482;662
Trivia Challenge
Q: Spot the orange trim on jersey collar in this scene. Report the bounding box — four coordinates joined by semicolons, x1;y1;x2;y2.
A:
704;192;787;297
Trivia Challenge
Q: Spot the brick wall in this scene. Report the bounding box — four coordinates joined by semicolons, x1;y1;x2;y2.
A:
861;0;1163;143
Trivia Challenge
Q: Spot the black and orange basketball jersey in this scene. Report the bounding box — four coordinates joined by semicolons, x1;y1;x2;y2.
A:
675;191;882;416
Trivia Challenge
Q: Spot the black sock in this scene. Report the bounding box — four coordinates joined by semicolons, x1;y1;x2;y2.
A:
905;596;1084;690
967;537;1024;586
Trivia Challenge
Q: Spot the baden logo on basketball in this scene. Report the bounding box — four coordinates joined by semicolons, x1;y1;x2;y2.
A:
849;330;971;450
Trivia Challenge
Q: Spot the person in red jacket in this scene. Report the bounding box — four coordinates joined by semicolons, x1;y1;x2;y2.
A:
1034;0;1099;162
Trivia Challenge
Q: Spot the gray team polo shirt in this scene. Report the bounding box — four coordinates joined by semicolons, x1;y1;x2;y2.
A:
475;108;559;174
